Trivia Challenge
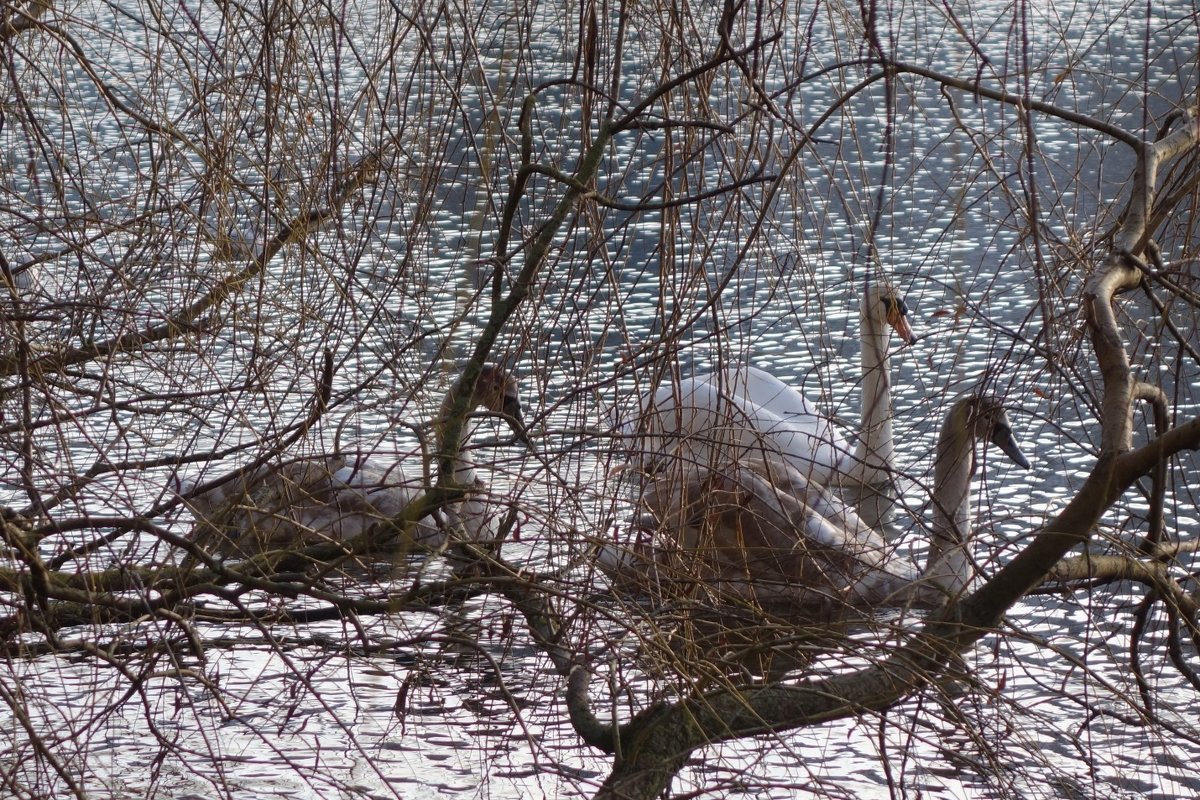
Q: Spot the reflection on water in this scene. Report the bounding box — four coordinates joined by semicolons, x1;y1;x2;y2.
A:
1;0;1198;798
8;577;1196;799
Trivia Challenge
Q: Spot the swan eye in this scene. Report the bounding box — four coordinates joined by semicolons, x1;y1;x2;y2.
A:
882;296;908;325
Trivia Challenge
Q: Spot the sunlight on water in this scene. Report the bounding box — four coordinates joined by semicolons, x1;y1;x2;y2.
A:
1;0;1198;799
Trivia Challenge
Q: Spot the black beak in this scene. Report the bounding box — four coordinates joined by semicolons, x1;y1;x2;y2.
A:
991;425;1030;470
504;398;533;450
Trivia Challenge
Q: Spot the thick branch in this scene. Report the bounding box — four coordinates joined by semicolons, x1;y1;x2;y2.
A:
589;445;1130;797
1119;111;1200;254
1046;553;1200;622
590;116;1200;792
1084;255;1143;452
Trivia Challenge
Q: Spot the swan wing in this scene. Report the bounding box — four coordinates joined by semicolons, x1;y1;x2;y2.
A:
180;453;455;555
730;457;889;566
629;456;894;605
648;371;854;489
635;376;849;485
709;366;856;481
703;365;822;422
335;455;461;545
335;457;420;518
720;462;918;609
182;456;353;554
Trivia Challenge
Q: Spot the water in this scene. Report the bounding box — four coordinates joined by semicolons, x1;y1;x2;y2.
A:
1;0;1198;798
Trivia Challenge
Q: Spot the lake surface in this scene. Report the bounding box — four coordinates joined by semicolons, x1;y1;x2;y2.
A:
1;1;1198;798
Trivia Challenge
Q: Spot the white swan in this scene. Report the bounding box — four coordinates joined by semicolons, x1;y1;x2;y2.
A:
627;284;916;526
178;364;529;560
599;395;1028;611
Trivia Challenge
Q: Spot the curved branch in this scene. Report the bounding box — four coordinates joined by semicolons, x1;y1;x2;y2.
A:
587;386;1200;797
568;665;616;751
1115;414;1200;489
1132;383;1169;551
1045;552;1200;621
889;62;1142;148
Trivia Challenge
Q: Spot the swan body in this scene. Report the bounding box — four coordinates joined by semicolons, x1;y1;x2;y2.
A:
627;285;916;526
600;395;1028;611
179;364;528;559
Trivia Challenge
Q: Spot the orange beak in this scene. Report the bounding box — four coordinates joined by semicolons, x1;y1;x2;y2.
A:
886;306;917;346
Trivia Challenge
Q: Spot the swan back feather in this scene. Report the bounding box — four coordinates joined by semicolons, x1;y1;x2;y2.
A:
625;285;917;524
179;364;527;559
632;376;848;488
610;452;911;611
604;394;1028;612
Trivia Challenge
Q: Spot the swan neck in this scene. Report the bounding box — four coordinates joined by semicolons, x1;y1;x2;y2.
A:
854;304;893;483
436;392;477;485
920;417;977;596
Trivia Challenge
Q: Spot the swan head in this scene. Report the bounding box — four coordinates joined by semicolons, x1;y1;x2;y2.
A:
954;396;1031;470
171;471;224;517
866;285;917;346
472;364;532;448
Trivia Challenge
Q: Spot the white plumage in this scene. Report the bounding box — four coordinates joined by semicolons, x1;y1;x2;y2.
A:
600;396;1028;612
625;284;916;529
